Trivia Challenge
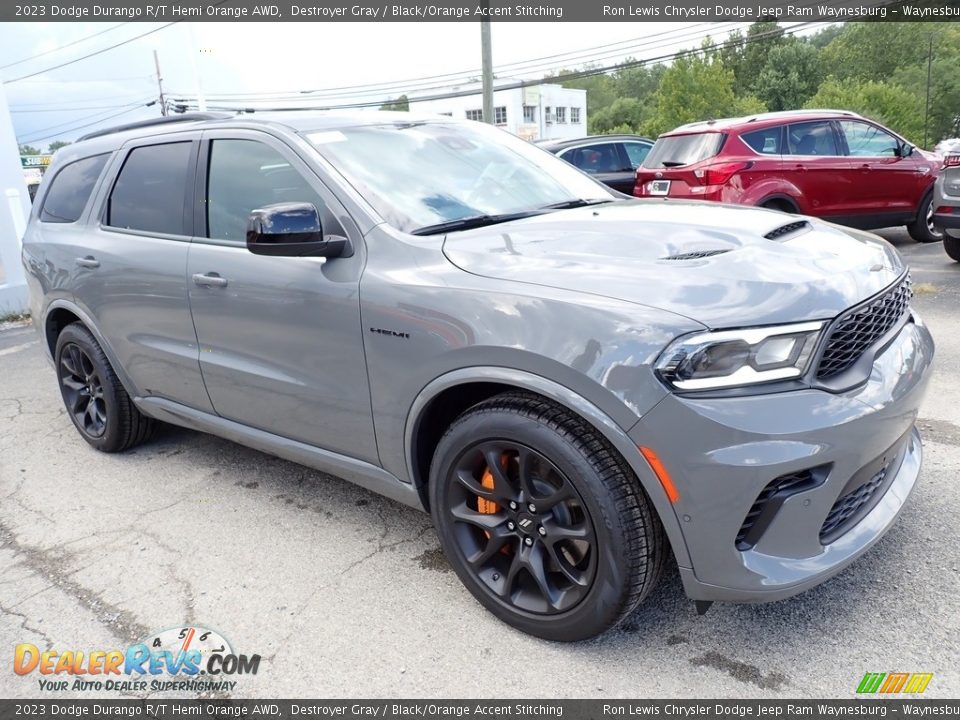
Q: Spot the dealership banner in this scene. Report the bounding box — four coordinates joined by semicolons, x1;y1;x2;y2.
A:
2;700;960;719
4;0;960;22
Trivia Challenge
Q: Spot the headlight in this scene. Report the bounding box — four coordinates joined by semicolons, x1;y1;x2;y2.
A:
655;321;824;391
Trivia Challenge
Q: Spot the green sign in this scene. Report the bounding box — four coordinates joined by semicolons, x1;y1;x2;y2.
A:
20;154;52;168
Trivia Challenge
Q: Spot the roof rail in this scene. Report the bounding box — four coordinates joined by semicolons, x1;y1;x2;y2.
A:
77;112;232;142
745;108;862;123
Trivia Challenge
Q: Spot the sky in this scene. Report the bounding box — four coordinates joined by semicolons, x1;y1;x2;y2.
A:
0;20;797;149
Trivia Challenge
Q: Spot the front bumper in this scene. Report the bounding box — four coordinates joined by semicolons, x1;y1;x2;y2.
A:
630;318;934;602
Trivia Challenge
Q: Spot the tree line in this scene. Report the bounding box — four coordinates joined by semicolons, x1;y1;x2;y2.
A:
554;22;960;148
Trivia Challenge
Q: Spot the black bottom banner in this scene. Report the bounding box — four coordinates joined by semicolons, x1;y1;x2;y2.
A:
2;699;959;720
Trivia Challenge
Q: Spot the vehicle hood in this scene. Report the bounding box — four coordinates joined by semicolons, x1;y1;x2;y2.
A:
441;200;905;329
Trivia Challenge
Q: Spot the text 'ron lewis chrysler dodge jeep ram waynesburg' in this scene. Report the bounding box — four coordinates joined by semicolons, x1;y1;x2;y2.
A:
23;112;933;641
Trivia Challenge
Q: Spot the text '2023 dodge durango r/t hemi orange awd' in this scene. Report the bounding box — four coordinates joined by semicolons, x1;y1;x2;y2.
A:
23;112;933;640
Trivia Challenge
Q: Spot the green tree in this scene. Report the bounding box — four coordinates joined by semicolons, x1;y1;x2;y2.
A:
589;97;647;135
646;54;766;136
48;140;71;153
18;144;40;155
819;22;954;83
379;94;410;111
805;78;925;143
549;65;617;116
752;41;823;112
717;21;788;94
892;58;960;144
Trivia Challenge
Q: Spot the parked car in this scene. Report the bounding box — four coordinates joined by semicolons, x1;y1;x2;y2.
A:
933;152;960;261
635;109;943;243
540;134;653;194
934;138;960;157
23;112;933;640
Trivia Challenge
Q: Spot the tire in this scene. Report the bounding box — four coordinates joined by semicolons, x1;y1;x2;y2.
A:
429;392;665;641
760;199;796;214
908;191;944;243
55;323;155;453
944;233;960;262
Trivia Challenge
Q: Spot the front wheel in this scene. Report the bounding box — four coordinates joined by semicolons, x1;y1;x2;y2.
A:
944;232;960;262
429;392;665;641
908;192;944;243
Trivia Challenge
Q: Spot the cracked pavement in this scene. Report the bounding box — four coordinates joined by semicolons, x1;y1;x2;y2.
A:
1;228;959;699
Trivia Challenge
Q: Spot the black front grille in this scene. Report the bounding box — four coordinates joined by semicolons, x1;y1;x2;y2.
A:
763;220;810;240
820;464;889;543
736;470;821;550
816;275;912;380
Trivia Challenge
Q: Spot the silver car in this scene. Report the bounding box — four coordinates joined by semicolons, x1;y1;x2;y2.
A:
22;112;934;640
933;153;960;261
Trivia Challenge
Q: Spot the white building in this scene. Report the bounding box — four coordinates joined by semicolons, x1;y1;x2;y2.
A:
411;81;587;142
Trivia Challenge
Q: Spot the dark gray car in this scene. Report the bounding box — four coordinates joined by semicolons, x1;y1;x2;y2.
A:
22;112;934;640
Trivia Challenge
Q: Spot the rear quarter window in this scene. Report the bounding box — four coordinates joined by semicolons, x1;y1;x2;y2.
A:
642;133;726;168
39;154;109;223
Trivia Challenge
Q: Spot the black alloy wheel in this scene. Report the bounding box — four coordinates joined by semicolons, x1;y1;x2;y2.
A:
55;322;156;452
59;342;107;437
430;392;665;641
446;440;597;615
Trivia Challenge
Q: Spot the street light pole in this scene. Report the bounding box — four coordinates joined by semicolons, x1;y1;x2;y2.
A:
923;33;933;149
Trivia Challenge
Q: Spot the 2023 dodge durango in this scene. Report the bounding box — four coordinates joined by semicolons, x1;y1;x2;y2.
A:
23;112;934;641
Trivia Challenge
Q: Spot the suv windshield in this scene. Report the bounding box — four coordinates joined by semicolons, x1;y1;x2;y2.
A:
306;121;613;234
643;133;726;168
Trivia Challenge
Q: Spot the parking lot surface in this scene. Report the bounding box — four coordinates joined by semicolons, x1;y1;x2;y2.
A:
1;228;959;699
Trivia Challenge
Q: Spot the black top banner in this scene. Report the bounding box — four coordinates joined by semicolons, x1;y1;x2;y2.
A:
2;700;960;720
4;0;960;22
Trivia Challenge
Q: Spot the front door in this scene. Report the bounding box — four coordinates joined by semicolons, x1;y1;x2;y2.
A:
560;142;636;194
838;119;925;217
186;131;377;462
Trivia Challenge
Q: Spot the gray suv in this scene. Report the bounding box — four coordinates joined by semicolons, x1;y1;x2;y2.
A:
22;112;934;640
933;153;960;261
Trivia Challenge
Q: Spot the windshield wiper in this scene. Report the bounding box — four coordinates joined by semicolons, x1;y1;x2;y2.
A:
411;210;544;236
538;198;615;210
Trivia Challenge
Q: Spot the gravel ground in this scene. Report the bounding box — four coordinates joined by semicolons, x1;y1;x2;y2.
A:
0;227;958;699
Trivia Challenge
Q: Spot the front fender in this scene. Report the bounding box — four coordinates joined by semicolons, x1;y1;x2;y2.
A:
739;178;805;212
405;366;691;568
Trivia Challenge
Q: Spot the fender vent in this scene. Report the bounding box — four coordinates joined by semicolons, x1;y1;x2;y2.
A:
660;249;731;260
764;220;810;240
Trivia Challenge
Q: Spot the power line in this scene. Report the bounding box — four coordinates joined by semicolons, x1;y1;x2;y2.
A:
174;21;821;114
22;104;154;144
0;23;131;70
3;23;177;84
12;104;152;113
18;98;156;142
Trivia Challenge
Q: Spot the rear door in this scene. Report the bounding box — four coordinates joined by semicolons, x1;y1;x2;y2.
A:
781;120;853;218
559;141;635;193
186;129;377;462
838;119;925;216
71;135;213;411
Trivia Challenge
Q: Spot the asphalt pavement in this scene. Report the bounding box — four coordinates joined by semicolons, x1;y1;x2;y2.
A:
1;227;958;699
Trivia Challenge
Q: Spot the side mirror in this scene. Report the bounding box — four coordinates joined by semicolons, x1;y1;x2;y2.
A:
245;202;346;258
898;143;915;158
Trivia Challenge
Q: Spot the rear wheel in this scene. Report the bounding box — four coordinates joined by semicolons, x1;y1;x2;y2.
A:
760;198;797;214
944;232;960;262
908;191;944;243
55;323;155;452
429;392;665;641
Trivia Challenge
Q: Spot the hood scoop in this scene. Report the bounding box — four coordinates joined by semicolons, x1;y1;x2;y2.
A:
660;249;731;261
764;220;811;241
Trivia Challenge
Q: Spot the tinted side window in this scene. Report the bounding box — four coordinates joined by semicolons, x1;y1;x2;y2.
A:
564;143;626;174
623;142;651;169
39;154;109;223
107;142;192;235
742;126;783;155
207;139;328;242
839;121;900;157
786;121;840;156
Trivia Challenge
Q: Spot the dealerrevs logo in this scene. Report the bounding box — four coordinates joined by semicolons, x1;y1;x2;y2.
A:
14;625;261;693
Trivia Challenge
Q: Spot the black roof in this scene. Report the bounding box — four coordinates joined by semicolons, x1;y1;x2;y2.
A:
538;134;654;152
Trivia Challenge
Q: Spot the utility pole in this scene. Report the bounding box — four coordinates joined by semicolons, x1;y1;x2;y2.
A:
480;5;493;125
923;33;933;149
153;50;168;116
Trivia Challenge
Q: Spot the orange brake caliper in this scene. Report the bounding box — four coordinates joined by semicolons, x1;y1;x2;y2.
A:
478;464;499;515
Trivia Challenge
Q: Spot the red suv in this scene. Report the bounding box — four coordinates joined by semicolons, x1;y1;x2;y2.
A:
634;110;943;243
